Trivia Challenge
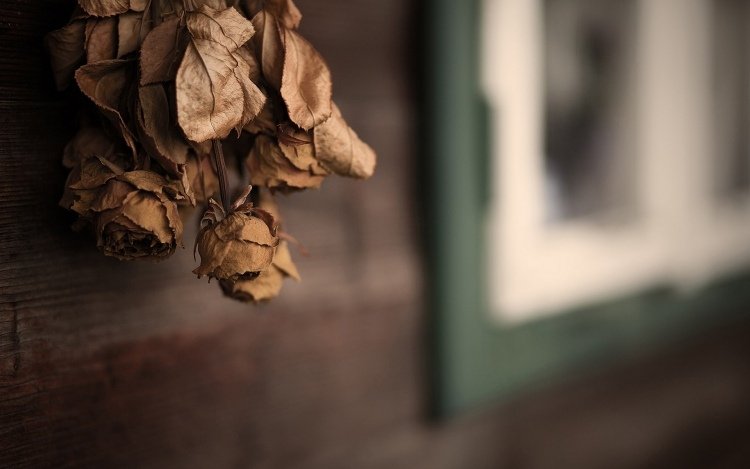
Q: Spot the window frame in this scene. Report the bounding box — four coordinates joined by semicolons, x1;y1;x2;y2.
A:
424;0;750;417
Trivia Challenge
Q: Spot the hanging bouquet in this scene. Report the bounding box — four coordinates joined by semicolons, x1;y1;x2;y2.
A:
46;0;376;302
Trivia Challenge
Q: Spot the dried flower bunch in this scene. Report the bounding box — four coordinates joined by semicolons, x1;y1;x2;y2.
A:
47;0;376;302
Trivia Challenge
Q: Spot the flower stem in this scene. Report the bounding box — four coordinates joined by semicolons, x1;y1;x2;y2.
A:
212;140;231;214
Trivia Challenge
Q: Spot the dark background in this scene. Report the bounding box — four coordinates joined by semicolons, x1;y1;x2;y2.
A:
2;1;750;467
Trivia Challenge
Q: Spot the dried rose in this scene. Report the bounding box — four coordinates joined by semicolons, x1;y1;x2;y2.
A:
92;171;184;260
193;188;279;281
61;154;184;260
218;188;299;301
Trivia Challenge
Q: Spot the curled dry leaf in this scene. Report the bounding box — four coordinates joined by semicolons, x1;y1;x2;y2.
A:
63;121;132;170
314;103;376;179
139;15;183;85
136;83;190;176
78;0;130;17
183;152;219;203
46;21;86;90
176;6;266;142
247;134;326;191
243;0;302;29
75;59;142;164
85;17;118;63
279;27;332;130
250;10;284;89
117;10;152;58
250;10;332;129
130;0;149;11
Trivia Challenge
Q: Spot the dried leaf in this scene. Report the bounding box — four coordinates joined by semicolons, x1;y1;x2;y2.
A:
242;95;278;135
75;59;141;164
139;15;183;85
184;152;219;203
314;103;376;179
46;21;86;90
273;240;300;280
136;83;190;175
247;135;326;191
244;0;302;29
233;47;267;131
277;126;327;175
78;0;130;17
251;11;332;129
63;122;131;170
85;17;118;63
279;27;332;130
130;0;148;11
117;11;152;58
176;6;263;142
250;10;283;88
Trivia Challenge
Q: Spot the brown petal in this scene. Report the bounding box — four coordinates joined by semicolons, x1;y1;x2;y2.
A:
78;0;130;17
118;191;175;243
313;103;376;179
280;27;332;130
45;21;86;90
117;169;181;197
90;178;134;211
273;240;300;280
85;17;117;63
214;212;277;246
220;267;284;302
139;15;183;85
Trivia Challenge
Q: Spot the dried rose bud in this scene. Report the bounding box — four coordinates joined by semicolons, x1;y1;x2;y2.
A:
220;240;300;302
91;171;184;261
193;189;279;281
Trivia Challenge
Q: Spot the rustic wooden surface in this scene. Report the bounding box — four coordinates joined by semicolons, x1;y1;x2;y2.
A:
2;1;750;468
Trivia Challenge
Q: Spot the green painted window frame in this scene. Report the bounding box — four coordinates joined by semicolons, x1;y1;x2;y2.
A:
423;0;750;417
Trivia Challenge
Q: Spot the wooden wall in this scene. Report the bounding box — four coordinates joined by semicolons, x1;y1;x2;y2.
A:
2;1;750;467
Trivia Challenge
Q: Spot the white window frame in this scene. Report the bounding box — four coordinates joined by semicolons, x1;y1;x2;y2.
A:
483;0;750;323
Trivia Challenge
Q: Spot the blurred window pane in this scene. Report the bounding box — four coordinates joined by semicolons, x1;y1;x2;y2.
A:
712;0;750;199
543;0;638;222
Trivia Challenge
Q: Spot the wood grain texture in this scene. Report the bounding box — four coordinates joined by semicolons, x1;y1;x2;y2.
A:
2;1;750;468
